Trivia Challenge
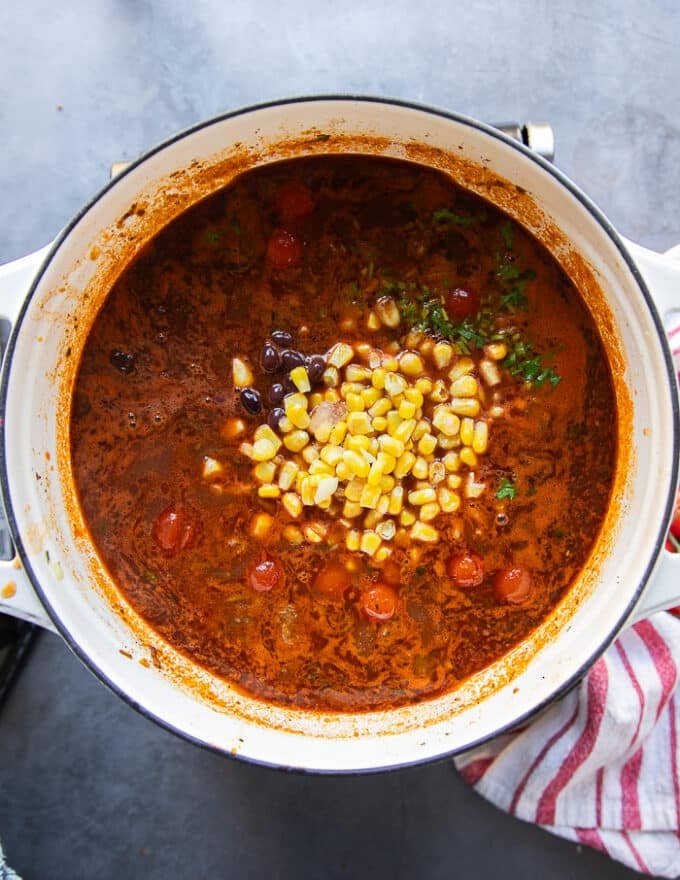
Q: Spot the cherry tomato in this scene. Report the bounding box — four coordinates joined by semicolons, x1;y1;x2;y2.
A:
314;562;351;598
670;496;680;540
266;228;303;269
444;287;481;320
152;505;197;555
667;538;677;553
359;583;398;622
494;567;533;605
277;181;315;224
447;552;486;588
249;558;283;592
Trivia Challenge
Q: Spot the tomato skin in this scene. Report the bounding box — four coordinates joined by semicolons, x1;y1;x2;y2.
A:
447;552;486;588
671;506;680;540
359;583;398;622
152;505;197;555
266;228;303;269
444;287;481;321
314;562;351;598
249;558;283;592
277;182;315;224
494;567;533;604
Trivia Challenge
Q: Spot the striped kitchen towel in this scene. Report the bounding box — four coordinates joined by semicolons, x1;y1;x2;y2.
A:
455;309;680;877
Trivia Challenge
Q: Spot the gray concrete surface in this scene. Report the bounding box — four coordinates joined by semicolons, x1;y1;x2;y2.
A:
2;1;679;877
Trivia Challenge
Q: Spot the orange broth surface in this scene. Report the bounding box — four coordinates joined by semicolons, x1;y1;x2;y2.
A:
70;156;617;712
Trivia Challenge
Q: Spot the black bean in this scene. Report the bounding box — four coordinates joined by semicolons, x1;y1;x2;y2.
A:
280;349;305;371
282;374;297;394
271;330;294;347
306;354;326;384
110;349;136;373
240;387;262;415
260;342;281;373
268;407;285;431
269;382;285;404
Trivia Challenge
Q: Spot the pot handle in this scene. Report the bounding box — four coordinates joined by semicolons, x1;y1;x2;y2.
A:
623;238;680;622
0;245;56;631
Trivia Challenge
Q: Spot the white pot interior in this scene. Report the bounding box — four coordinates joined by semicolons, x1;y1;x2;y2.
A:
2;98;677;771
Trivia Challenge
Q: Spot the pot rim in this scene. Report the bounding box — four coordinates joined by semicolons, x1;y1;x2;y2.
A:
1;94;678;774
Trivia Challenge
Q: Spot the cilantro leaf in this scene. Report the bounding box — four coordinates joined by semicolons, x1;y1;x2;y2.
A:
495;478;517;500
432;208;475;227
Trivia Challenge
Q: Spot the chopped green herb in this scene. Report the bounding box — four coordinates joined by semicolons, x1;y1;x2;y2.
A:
500;222;514;250
432;208;475;227
205;230;222;245
497;265;536;310
502;339;561;387
496;478;517;500
415;566;427;577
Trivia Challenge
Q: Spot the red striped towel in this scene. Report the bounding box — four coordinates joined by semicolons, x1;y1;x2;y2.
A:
455;309;680;877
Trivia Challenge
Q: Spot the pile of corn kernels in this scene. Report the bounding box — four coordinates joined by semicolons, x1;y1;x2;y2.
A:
237;331;508;561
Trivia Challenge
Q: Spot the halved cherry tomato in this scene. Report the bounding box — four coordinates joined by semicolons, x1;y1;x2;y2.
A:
314;562;351;598
266;228;303;269
444;287;481;320
277;181;315;224
670;495;680;541
152;505;197;555
447;552;485;588
494;567;533;605
249;557;283;592
359;583;398;622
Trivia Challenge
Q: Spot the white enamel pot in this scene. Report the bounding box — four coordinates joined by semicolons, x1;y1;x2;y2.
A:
0;97;679;774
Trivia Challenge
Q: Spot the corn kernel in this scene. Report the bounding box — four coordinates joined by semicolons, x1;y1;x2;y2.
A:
300;477;317;506
282;492;303;518
345;364;371;383
372;416;388;432
415;377;433;395
399;508;417;527
283;430;310;452
437;486;461;513
432;405;460;437
429;461;446;484
376;520;397;541
277;460;299;490
375;546;393;562
360;530;382;556
448;357;475;381
361;386;381;409
282;524;304;544
436;434;459;450
249;512;274;538
232;356;254;387
278;415;294;433
367;459;385;486
419;501;441;522
314;476;339;504
465;473;486;498
342;449;370;478
252;460;276;483
221;417;246;440
479;359;501;387
202;456;223;480
258;483;281;498
375;296;401;328
290;365;311;393
473;420;489;454
379;475;396;493
450;375;479;398
346;530;361;552
460;446;478;468
304;524;326;544
397;399;416;420
323;366;340;387
346;392;366;412
346;411;373;435
408;487;437;506
460;417;474;447
432;341;454;369
364;509;383;530
371;368;386;390
377;494;390;515
387;486;404;515
328;421;347;445
384;372;408;397
393;451;416;479
393;418;416;444
447;473;462;489
417;433;437;456
324;389;341;403
410;522;439;542
309;392;324;409
366;310;381;331
252;438;279;461
308;458;333;475
429;379;448;403
411;457;428;479
286;404;311;430
343;500;362;518
345;477;366;501
377;435;404;459
327;342;354;368
398;351;425;377
368;397;391;418
345;434;371;452
360;482;381;509
443;452;460;472
419;338;434;358
485;342;508;361
341;381;366;397
303;445;322;465
405;330;424;348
